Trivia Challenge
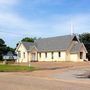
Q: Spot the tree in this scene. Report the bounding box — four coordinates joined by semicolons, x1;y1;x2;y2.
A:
0;38;15;60
21;37;37;42
6;46;15;54
79;33;90;60
79;33;90;43
0;39;7;60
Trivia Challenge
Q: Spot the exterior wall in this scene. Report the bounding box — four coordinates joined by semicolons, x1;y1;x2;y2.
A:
16;44;29;63
66;41;79;61
38;51;66;62
16;40;87;63
30;48;38;61
78;46;87;61
70;46;87;62
70;54;78;62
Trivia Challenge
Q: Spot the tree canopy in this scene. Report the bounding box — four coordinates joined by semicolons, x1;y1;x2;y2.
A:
0;38;15;60
0;39;7;60
79;33;90;43
21;37;37;42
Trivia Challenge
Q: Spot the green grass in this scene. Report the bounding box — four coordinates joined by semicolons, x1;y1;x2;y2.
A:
0;64;36;72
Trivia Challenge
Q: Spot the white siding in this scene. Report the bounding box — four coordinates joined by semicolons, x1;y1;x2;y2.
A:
78;46;87;61
38;51;66;62
70;54;78;62
17;44;29;63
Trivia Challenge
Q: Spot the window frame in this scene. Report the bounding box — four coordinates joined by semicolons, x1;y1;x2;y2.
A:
39;53;41;58
45;52;47;58
23;52;25;58
18;51;21;58
51;52;54;59
58;52;61;57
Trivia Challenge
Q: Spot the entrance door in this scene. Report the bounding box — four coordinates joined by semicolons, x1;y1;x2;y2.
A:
80;52;83;59
31;53;36;61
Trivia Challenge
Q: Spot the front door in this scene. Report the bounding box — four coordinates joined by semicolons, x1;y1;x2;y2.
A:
80;52;83;59
31;53;36;61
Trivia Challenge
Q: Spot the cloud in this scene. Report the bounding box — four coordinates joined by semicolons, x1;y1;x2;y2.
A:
0;0;19;12
0;0;90;47
0;12;48;37
0;12;90;37
49;14;90;35
0;0;18;5
2;13;90;48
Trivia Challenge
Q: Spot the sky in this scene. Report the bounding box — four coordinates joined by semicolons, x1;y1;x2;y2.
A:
0;0;90;48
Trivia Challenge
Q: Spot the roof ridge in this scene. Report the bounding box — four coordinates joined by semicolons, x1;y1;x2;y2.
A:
36;34;75;41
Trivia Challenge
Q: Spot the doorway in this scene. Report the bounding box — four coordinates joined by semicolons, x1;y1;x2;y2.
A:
31;53;37;62
80;52;83;59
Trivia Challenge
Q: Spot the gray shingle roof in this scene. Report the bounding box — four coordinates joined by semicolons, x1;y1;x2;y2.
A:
22;42;35;50
36;35;75;52
70;43;83;54
22;35;76;52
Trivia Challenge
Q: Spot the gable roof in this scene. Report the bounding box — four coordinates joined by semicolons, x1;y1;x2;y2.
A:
35;35;75;52
3;51;17;56
22;42;35;50
70;43;83;54
20;35;76;52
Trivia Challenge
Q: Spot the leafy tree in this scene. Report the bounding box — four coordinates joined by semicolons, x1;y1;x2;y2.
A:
0;38;15;60
0;39;7;60
6;46;15;54
21;37;37;42
79;33;90;43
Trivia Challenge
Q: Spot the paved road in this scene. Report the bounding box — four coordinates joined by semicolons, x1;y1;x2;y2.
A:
0;72;90;90
51;68;90;83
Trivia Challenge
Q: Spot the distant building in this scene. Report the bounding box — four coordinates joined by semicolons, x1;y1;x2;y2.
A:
3;51;17;60
16;35;88;63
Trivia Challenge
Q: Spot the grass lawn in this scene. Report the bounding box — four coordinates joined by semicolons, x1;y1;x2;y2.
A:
0;64;37;72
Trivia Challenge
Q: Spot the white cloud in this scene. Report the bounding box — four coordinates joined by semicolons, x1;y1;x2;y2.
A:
0;0;90;47
48;14;90;35
0;0;18;5
0;12;47;37
0;0;19;11
0;12;90;37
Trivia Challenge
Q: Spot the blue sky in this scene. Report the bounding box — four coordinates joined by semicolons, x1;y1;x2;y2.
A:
0;0;90;48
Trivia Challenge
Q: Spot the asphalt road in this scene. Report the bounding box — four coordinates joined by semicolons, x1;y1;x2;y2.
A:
0;72;90;90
